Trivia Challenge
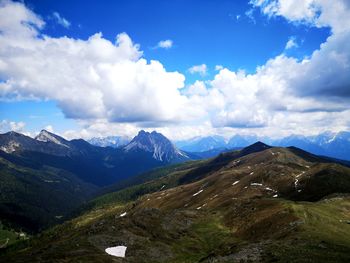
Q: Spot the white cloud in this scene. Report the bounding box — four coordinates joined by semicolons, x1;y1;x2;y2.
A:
215;65;224;71
44;125;54;133
245;9;256;23
155;39;173;49
187;0;350;132
52;11;70;28
250;0;350;98
1;0;350;139
0;0;44;38
250;0;350;33
185;81;209;96
0;1;197;125
285;36;298;49
188;64;207;76
0;120;26;133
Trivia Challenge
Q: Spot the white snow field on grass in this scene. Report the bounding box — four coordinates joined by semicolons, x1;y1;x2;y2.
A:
232;180;240;186
105;246;127;257
120;212;127;217
193;189;203;196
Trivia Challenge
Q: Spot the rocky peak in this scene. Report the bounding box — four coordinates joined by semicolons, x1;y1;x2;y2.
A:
35;130;69;148
124;130;188;162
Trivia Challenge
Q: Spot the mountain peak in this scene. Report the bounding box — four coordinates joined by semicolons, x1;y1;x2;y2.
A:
35;130;69;147
124;130;188;162
138;130;147;135
240;141;271;155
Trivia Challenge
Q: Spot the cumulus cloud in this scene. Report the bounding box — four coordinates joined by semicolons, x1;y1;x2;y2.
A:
251;0;350;33
0;0;349;139
250;0;350;98
185;0;350;131
155;39;173;49
188;64;207;76
0;1;197;125
52;11;70;28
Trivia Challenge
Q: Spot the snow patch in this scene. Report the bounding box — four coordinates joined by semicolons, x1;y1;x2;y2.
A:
273;194;278;198
119;212;127;217
232;180;240;186
295;171;306;189
105;246;127;257
250;183;262;186
249;172;254;175
193;189;203;196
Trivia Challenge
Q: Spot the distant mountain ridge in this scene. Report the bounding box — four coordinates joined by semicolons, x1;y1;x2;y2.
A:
177;135;226;152
174;131;350;160
88;136;130;148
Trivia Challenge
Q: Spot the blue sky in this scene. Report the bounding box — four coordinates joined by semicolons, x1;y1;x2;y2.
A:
0;0;349;139
25;0;329;75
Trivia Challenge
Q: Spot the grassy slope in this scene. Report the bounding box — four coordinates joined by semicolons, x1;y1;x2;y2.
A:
86;160;207;210
2;146;350;262
3;196;350;262
0;226;21;248
263;197;350;263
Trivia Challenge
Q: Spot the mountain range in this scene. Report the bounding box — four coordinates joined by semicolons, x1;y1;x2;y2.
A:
2;141;350;262
0;129;190;232
88;136;130;148
174;131;350;160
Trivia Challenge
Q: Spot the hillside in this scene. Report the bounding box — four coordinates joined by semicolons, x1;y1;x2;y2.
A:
2;143;350;262
0;151;97;233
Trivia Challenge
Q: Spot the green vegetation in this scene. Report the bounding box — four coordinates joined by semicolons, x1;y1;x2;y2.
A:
86;160;206;210
171;216;236;262
262;197;350;262
0;156;96;232
291;197;350;247
0;221;29;249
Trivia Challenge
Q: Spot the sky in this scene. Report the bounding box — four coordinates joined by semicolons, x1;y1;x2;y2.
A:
0;0;349;140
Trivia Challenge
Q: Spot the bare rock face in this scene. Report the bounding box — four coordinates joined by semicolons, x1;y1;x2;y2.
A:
124;130;189;163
